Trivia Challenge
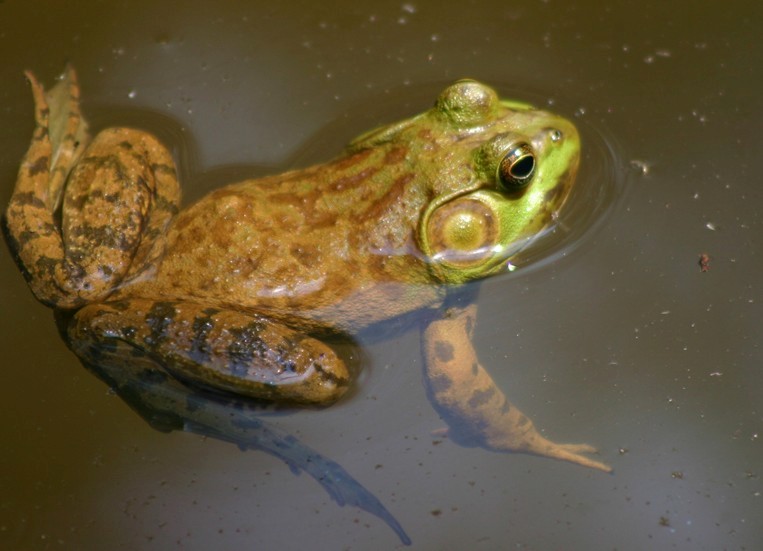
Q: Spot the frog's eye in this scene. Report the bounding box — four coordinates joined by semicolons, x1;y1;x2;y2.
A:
497;142;535;191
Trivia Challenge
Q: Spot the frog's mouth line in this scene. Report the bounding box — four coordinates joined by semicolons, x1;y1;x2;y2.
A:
432;237;525;265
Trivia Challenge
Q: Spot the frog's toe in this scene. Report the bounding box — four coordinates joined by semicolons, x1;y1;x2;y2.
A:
557;442;598;454
538;442;613;473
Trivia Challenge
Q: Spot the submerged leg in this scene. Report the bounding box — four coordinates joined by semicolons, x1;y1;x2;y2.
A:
422;304;612;473
67;299;351;405
66;328;410;546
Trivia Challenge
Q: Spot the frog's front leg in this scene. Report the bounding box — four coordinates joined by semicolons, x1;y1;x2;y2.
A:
422;304;612;473
66;299;351;404
4;68;179;308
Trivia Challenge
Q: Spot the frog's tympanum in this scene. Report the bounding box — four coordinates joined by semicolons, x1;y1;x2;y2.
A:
5;68;611;475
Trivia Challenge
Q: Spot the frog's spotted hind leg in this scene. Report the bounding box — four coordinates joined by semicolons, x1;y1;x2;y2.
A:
5;68;180;309
67;299;351;405
422;304;613;473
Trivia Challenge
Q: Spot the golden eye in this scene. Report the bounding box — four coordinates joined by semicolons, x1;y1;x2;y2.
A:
497;142;535;190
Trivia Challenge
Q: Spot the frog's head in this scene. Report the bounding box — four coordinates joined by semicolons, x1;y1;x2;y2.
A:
414;80;580;284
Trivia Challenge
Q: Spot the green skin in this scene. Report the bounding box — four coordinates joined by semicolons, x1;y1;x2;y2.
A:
5;68;611;472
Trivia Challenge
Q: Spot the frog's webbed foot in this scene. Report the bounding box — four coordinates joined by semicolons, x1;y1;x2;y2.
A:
433;424;611;473
23;67;90;209
546;443;612;473
422;304;612;473
5;68;180;308
6;69;89;302
484;418;613;473
67;299;351;405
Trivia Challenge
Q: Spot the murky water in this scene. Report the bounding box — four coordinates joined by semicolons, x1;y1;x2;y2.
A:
1;2;761;550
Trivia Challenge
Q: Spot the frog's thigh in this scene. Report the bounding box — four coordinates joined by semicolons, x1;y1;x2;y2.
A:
422;304;612;473
60;129;180;294
68;300;350;404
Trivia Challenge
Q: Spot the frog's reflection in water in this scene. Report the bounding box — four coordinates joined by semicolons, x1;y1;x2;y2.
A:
53;309;412;545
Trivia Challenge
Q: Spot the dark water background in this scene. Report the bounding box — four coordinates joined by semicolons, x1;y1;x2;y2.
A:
1;2;761;549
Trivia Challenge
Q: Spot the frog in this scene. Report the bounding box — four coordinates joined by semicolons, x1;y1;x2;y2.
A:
5;67;611;473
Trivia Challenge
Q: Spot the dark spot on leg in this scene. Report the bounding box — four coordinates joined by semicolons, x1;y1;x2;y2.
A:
468;386;497;408
429;373;453;393
189;313;215;364
11;191;46;208
68;223;136;251
471;362;479;376
144;301;177;348
434;340;454;363
226;321;268;377
26;155;49;176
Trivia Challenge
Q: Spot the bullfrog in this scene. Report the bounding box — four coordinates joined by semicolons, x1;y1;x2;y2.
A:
5;67;611;473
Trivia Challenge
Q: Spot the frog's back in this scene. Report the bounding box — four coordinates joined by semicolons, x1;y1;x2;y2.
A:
116;146;438;327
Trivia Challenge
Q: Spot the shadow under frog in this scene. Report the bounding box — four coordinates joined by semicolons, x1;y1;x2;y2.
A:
4;67;613;545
